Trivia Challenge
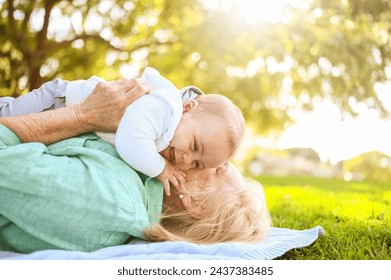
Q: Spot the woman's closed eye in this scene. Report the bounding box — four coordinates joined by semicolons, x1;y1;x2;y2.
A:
192;160;203;169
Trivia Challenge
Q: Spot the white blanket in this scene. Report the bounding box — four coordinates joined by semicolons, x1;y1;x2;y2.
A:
0;226;324;260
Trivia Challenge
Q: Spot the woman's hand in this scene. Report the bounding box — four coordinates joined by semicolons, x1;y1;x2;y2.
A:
76;78;153;132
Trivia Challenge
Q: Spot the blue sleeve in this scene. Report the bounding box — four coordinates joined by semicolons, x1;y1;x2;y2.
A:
0;78;68;117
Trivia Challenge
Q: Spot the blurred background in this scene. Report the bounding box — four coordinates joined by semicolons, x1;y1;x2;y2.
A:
1;0;390;183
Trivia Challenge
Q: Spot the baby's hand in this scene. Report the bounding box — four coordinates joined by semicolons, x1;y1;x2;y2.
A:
157;159;186;196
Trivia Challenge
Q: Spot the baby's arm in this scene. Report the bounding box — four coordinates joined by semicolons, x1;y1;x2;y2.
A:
0;76;105;119
115;94;185;195
65;76;104;106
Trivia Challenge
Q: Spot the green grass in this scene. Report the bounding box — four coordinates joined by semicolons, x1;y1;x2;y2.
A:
256;175;391;260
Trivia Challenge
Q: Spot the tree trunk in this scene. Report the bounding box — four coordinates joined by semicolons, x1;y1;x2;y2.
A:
29;66;43;91
27;0;57;91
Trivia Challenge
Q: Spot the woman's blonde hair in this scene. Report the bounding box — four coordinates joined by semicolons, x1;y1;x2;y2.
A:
144;166;271;244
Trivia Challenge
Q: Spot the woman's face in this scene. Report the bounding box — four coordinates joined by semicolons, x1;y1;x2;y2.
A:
162;167;215;213
163;162;242;216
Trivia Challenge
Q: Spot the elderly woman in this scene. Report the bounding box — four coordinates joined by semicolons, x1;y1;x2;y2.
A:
0;79;270;253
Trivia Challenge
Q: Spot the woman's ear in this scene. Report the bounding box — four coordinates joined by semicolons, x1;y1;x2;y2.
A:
180;194;204;219
183;100;199;113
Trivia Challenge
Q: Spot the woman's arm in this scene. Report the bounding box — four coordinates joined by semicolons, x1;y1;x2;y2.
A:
0;78;152;144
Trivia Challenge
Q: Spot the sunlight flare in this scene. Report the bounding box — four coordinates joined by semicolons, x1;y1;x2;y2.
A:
202;0;302;24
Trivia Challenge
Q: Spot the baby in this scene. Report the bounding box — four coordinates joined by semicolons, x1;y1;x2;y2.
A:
66;67;245;194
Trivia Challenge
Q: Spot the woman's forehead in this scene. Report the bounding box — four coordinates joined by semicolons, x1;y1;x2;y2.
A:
184;167;216;182
183;162;240;183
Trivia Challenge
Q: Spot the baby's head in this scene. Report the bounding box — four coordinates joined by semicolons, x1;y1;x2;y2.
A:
162;93;245;171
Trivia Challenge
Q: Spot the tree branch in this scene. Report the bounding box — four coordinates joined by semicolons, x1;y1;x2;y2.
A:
20;2;35;40
7;0;15;28
37;0;57;52
46;34;124;51
46;31;173;54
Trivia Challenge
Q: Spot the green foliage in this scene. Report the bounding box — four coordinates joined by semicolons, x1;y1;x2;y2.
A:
1;0;390;132
259;175;391;259
344;151;391;182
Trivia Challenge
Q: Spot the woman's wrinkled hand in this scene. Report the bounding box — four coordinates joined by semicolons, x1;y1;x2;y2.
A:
76;78;153;132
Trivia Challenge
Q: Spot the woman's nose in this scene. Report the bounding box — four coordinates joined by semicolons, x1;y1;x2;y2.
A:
181;153;193;169
183;153;192;163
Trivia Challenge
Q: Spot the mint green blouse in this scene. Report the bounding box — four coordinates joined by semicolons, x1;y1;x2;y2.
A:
0;125;163;253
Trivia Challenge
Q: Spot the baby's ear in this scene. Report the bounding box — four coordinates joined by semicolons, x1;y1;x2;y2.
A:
183;100;199;113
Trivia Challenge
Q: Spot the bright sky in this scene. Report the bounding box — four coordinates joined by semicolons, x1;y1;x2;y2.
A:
239;90;391;164
278;94;391;163
201;0;303;24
